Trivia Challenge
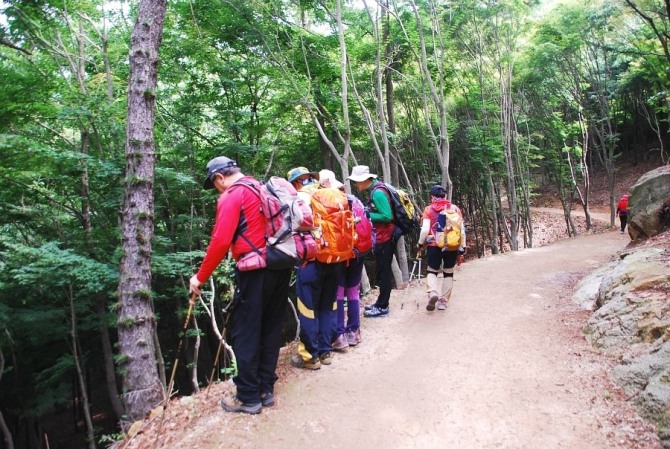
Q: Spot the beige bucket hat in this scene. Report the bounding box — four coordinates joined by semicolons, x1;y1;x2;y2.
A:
347;165;377;183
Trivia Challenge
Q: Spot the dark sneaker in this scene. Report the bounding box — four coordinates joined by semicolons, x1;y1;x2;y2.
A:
260;392;275;407
290;354;321;370
346;329;361;346
220;395;262;414
364;305;389;318
437;299;447;310
319;352;333;365
426;294;439;311
332;334;349;351
364;303;377;311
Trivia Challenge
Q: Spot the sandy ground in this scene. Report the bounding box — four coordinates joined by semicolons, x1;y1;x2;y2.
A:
125;224;662;449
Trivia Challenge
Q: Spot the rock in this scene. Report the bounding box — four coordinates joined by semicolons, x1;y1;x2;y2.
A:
581;229;670;446
572;259;618;310
613;341;670;449
628;165;670;241
583;247;669;350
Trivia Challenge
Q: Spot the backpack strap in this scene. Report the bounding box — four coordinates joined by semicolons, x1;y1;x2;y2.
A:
229;180;264;256
369;182;394;219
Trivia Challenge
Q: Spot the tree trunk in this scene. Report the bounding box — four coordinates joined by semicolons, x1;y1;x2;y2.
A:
0;347;14;449
67;286;96;449
117;0;167;423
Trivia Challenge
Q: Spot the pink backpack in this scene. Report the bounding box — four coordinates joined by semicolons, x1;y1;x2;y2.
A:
232;177;317;269
348;194;373;257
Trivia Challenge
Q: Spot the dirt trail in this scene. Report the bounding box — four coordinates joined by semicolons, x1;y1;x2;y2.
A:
139;226;663;449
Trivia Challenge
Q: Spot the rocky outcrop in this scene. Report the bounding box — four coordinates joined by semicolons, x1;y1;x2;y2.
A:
575;164;670;445
629;165;670;241
574;236;670;447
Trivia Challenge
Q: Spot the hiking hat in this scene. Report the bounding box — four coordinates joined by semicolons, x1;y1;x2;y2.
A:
203;156;239;189
429;185;446;198
347;165;377;182
318;169;344;189
287;166;319;183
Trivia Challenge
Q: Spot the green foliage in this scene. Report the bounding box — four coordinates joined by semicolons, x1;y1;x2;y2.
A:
0;0;667;441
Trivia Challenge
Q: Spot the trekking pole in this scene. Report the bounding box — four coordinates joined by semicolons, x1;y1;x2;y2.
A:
414;249;422;309
400;254;419;310
166;293;195;400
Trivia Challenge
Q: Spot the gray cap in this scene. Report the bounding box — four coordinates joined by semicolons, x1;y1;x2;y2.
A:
203;156;238;189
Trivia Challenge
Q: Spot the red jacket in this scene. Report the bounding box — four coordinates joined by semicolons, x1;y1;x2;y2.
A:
617;195;629;215
196;176;265;283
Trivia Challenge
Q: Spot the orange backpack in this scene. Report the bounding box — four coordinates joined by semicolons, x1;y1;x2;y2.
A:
310;188;356;263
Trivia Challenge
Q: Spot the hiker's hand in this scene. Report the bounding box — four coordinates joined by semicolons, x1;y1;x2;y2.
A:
457;255;465;266
416;243;424;253
189;275;202;297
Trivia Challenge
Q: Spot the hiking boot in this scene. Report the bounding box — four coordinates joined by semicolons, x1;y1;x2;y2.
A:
290;354;321;370
319;352;333;365
332;334;349;352
437;299;447;310
364;303;377;311
220;395;262;415
346;329;361;346
364;305;389;318
260;392;275;407
426;293;439;311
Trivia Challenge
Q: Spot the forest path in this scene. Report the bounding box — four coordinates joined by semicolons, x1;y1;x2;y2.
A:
140;225;662;449
531;206;612;225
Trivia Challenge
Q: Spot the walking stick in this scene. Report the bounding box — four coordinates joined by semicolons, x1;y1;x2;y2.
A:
149;293;195;449
403;249;423;310
166;293;195;400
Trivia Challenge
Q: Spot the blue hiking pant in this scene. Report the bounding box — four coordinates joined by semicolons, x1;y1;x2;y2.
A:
229;267;291;404
295;261;341;361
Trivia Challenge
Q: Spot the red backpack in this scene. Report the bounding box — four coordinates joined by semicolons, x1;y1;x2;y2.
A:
348;194;373;256
310;188;356;263
232;177;317;269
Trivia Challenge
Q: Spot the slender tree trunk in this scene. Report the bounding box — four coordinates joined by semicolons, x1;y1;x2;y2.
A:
117;0;167;422
67;286;96;449
79;129;126;421
0;347;14;449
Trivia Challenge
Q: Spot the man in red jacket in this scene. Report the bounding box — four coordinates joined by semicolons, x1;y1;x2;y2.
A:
616;194;629;234
189;156;291;414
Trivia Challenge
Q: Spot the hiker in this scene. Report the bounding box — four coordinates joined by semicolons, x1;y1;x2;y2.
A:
288;167;342;369
189;156;291;415
347;165;396;318
417;185;466;311
319;169;367;350
616;194;629;234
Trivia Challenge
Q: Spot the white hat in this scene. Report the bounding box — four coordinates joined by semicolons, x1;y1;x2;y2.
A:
318;169;344;189
347;165;377;182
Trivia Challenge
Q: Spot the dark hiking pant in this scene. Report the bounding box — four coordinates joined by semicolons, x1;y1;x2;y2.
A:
229;267;291;404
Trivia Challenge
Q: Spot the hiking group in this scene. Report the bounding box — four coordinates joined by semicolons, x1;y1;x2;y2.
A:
189;156;467;414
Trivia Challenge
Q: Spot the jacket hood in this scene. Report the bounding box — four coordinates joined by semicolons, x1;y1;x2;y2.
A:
430;198;451;212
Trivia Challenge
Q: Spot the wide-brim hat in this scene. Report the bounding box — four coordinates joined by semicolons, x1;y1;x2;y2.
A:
287;166;319;183
318;169;344;189
347;165;377;182
203;156;239;189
